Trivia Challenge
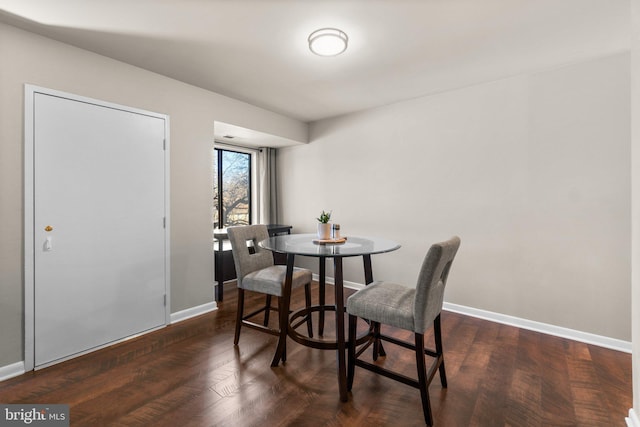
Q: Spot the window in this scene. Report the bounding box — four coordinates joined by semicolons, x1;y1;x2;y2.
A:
213;147;254;229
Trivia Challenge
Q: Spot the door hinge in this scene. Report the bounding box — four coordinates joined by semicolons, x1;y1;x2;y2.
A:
164;294;167;306
163;139;166;150
163;217;166;228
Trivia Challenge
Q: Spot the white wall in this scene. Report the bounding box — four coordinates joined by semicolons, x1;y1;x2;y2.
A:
0;23;307;367
279;53;631;341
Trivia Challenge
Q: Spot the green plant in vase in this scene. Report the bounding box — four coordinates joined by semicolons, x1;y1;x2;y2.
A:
316;210;331;224
316;210;332;239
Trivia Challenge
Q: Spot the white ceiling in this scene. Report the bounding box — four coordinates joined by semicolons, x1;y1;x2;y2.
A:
0;0;630;126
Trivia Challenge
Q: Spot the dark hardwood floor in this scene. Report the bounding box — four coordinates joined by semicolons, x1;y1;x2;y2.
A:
0;283;632;426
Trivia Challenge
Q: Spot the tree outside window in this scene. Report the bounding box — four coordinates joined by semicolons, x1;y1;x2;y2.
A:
214;148;251;228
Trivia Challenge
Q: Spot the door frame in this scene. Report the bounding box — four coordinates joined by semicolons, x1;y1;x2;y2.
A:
23;85;171;371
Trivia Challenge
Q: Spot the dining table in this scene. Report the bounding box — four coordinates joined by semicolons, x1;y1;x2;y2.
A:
259;233;400;402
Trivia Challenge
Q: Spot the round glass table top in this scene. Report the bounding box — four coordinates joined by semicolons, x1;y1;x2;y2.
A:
259;233;400;258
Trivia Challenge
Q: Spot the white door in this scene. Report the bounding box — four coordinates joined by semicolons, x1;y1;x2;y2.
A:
31;90;168;367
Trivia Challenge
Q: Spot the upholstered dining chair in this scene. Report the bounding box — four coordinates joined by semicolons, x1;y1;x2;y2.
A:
346;236;461;426
227;224;314;367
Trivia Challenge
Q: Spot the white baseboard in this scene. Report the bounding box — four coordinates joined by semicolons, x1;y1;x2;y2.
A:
312;273;363;291
627;408;640;427
0;301;218;383
2;280;631;382
444;302;631;353
170;301;218;324
316;274;632;353
0;361;25;382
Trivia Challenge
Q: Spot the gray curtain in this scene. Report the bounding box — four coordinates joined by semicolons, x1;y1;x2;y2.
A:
258;147;278;224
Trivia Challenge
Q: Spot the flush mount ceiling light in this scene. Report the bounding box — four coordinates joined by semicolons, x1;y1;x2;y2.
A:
308;28;348;56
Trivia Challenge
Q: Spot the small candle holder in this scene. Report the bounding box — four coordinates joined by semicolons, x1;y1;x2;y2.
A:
331;224;341;239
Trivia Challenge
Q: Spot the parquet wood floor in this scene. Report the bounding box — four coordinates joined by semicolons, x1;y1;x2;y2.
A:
0;283;631;426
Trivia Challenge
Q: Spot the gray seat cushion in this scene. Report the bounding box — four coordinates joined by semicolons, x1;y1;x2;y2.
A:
346;281;416;332
241;265;312;297
347;236;460;334
228;225;313;297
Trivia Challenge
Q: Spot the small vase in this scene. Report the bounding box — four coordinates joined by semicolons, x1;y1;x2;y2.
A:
317;223;331;240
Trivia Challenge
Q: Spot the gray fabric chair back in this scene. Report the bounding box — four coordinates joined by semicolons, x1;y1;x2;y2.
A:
227;225;274;286
413;236;461;333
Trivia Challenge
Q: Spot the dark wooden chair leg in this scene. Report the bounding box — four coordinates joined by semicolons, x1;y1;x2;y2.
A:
305;283;314;338
271;295;288;367
282;300;287;363
234;288;244;345
415;333;433;426
271;253;295;367
372;321;386;360
263;295;272;326
347;314;357;390
377;323;387;357
372;322;380;361
434;314;447;388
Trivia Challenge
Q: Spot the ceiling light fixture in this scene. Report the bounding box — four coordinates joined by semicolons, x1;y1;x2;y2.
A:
308;28;348;56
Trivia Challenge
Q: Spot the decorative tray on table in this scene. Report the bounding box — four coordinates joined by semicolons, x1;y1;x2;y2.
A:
312;237;347;245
